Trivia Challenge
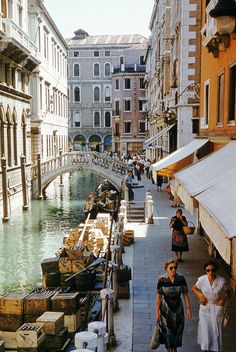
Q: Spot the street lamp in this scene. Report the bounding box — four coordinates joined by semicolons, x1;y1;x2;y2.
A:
210;0;236;35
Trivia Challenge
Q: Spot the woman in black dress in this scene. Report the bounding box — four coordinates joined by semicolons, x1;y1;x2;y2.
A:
169;208;189;262
156;259;192;352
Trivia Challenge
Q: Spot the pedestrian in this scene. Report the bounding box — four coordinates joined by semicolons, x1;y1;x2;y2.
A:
124;169;134;203
144;158;151;178
192;261;231;352
155;258;192;352
169;208;189;262
157;175;163;191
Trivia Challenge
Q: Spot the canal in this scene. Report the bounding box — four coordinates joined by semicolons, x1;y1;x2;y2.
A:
0;172;103;295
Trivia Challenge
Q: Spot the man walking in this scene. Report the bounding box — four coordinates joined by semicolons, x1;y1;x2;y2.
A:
124;170;134;203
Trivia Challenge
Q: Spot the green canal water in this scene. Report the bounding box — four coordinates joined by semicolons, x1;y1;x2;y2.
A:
0;172;102;295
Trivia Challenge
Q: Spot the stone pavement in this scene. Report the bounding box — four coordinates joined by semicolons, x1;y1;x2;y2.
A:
111;175;236;352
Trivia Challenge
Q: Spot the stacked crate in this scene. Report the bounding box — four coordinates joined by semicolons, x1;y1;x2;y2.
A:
36;312;69;351
41;257;60;288
0;341;4;352
0;293;28;332
63;228;80;246
50;293;81;338
24;290;56;323
123;229;135;246
16;323;45;352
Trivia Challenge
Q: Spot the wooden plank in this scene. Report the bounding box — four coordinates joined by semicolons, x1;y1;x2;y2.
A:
36;312;64;335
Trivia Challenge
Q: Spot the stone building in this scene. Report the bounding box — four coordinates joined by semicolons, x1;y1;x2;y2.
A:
28;0;68;163
145;0;201;160
67;29;148;153
0;0;39;221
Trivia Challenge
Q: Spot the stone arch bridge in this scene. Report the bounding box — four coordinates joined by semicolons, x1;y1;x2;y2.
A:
31;152;128;199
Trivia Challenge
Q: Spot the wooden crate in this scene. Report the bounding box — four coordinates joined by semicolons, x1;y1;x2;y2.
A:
0;314;23;332
24;315;41;324
64;310;81;333
71;260;84;273
124;230;134;244
58;258;72;274
17;346;45;352
63;235;76;247
24;292;54;315
68;228;79;241
64;247;83;260
0;293;29;316
0;341;4;352
50;293;80;315
60;274;74;289
41;258;59;274
44;327;68;350
16;323;45;349
117;282;130;299
0;331;17;350
42;272;60;289
36;312;64;335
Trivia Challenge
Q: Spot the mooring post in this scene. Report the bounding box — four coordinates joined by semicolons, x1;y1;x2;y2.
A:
100;288;116;347
74;331;98;351
1;156;9;222
146;194;154;224
88;321;108;352
37;153;43;200
20;155;28;211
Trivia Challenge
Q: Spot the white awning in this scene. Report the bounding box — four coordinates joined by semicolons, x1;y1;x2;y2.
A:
151;138;209;179
144;124;175;148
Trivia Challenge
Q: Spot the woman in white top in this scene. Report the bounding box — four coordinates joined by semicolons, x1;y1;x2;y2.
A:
192;261;231;352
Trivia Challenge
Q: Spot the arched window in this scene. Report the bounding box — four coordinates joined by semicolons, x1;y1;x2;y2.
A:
94;112;100;127
105;63;111;77
12;108;17;165
74;87;80;102
105;111;111;127
94;87;100;102
105;86;111;102
74;63;80;77
94;63;100;76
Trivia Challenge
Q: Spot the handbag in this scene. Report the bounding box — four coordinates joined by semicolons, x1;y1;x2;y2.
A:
149;321;160;350
183;221;195;235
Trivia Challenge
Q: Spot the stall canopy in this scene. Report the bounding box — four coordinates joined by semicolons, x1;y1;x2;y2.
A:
151;138;209;180
144;124;175;148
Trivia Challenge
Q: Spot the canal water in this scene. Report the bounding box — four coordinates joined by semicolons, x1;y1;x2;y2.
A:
0;172;102;295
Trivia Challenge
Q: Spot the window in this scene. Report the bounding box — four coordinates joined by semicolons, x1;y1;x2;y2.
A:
105;86;111;102
139;121;145;133
94;112;100;127
74;112;81;127
140;56;145;65
105;63;111;76
115;79;119;90
139;100;144;111
139;78;145;89
74;63;80;77
217;73;224;124
94;63;100;76
43;29;49;60
74;87;80;102
105;51;110;57
204;82;209;125
228;65;236;121
125;79;131;90
105;112;111;127
124;99;131;111
45;83;50;111
120;56;124;65
94;51;99;57
124;121;131;133
94;86;100;102
115;123;119;136
74;51;79;57
115;100;120;114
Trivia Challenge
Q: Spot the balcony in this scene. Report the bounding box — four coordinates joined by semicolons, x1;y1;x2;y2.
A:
200;0;219;57
1;19;39;71
113;64;146;74
112;110;120;117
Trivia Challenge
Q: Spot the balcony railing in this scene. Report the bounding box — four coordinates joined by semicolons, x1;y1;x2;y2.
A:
113;64;146;74
112;110;120;116
201;0;218;47
2;19;38;58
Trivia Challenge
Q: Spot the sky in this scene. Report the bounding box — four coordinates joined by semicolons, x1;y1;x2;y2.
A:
43;0;154;39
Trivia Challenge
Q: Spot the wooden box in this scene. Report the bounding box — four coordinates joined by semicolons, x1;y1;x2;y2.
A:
71;260;84;273
63;234;76;247
69;228;79;241
0;341;4;352
117;282;130;299
60;273;74;289
36;312;64;335
64;246;83;260
0;331;17;350
24;315;41;324
42;272;60;289
44;327;68;350
50;293;80;314
123;230;134;244
24;292;54;315
16;323;45;349
41;258;59;274
0;314;23;332
64;310;81;333
0;293;29;316
58;258;72;273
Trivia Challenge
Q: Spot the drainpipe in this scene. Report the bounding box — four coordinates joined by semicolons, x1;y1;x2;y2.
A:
1;156;9;222
20;155;28;211
37;153;43;200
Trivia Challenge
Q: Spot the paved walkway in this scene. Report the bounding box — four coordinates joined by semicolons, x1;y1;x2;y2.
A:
111;175;236;352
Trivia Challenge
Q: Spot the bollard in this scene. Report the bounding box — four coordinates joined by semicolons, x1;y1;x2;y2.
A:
88;321;107;352
100;288;116;347
74;331;98;351
146;195;154;224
